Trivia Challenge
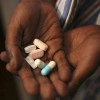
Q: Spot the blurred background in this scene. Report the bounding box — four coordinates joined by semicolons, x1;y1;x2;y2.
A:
0;0;100;100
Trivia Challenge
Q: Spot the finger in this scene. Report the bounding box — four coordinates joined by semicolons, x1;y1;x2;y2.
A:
0;51;9;62
34;69;57;100
18;61;39;96
47;39;71;82
50;71;69;97
54;50;72;82
68;54;100;96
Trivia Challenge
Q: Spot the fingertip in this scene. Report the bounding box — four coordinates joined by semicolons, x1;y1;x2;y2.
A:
6;63;15;73
6;58;22;73
0;51;9;62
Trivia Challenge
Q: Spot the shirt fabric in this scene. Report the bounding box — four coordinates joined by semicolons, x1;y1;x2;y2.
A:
55;0;100;30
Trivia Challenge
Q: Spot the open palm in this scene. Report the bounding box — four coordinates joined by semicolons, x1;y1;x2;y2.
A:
0;0;71;99
63;25;100;97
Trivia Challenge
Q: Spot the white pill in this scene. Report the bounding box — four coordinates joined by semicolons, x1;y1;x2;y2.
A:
29;49;44;59
24;45;36;53
25;56;37;69
33;39;48;51
35;59;46;69
41;61;56;76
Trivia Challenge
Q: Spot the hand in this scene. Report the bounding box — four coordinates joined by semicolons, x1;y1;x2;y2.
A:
63;25;100;98
0;0;71;99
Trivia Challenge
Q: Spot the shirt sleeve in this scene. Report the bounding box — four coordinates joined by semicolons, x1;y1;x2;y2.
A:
55;0;79;30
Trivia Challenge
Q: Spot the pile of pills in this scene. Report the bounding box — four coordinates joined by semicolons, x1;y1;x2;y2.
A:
25;39;56;76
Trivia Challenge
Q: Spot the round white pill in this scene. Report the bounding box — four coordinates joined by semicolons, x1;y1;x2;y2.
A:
33;39;48;51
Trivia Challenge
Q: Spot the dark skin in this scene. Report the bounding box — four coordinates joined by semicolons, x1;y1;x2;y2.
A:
1;25;100;99
62;25;100;99
0;0;100;99
49;25;100;99
0;0;71;99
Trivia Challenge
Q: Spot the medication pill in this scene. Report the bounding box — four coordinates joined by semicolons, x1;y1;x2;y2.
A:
29;49;44;59
41;61;56;76
33;39;48;51
25;56;37;69
35;59;46;69
24;45;36;53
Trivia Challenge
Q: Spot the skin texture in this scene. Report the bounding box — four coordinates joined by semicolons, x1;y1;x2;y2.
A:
0;0;100;99
1;23;100;100
0;0;71;99
61;25;100;99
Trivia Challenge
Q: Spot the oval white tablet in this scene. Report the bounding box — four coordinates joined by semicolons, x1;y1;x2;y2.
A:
24;45;36;53
25;56;37;69
33;39;48;51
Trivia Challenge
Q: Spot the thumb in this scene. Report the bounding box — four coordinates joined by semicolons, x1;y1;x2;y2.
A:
5;16;23;73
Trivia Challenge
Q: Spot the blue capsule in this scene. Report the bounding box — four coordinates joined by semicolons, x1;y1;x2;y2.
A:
41;65;52;76
41;61;56;76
